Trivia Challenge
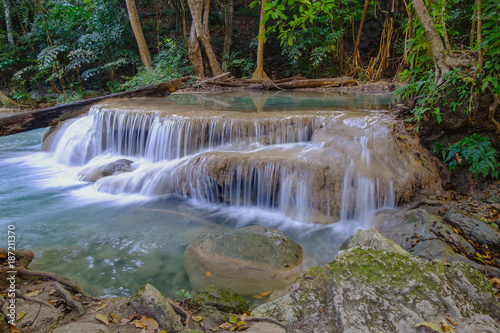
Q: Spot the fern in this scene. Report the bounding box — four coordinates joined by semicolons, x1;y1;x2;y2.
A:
444;134;500;180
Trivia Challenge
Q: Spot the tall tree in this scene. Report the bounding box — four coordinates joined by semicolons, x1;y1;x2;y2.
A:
351;0;369;67
222;0;233;71
187;0;223;78
3;0;14;45
251;0;269;80
412;0;473;83
125;0;153;69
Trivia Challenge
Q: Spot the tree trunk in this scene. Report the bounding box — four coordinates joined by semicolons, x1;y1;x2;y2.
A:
352;0;369;66
3;0;14;45
222;0;233;71
477;0;483;67
188;21;205;78
179;0;188;43
251;0;270;80
412;0;474;83
187;0;223;77
125;0;153;69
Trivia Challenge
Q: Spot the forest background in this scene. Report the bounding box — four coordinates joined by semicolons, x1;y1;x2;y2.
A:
0;0;499;182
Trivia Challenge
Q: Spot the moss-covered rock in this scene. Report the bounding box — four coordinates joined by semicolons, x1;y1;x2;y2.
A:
184;226;314;297
288;247;500;332
131;284;183;332
189;286;249;315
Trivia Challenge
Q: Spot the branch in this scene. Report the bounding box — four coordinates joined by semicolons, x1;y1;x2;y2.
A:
15;289;58;310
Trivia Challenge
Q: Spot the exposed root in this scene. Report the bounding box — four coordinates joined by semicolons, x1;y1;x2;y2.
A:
246;317;287;329
488;91;500;135
54;282;84;316
402;197;449;210
2;266;98;300
167;298;190;324
15;289;58;310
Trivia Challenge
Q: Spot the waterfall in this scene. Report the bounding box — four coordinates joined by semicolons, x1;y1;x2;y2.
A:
47;94;397;225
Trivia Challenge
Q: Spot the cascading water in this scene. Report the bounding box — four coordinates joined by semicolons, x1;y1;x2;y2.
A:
47;92;396;225
3;91;427;297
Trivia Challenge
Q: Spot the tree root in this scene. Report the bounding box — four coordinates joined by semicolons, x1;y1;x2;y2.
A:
54;282;84;316
14;289;58;311
167;299;190;324
488;91;500;135
402;197;449;210
246;317;287;329
2;266;98;300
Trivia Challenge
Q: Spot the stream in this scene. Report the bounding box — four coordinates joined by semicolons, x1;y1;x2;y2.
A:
0;91;396;298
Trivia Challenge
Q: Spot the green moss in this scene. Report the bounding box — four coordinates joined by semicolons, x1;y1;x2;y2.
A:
189;286;249;314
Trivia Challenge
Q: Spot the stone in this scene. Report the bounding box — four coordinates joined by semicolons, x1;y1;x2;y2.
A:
131;284;183;332
444;207;500;251
77;159;133;182
375;208;500;277
245;322;286;333
346;229;410;256
5;298;64;333
287;247;500;333
183;226;314;297
0;313;8;333
189;286;249;314
52;322;111;333
252;294;294;323
16;249;35;268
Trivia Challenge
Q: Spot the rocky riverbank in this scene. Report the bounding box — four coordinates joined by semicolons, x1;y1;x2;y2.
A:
2;184;500;333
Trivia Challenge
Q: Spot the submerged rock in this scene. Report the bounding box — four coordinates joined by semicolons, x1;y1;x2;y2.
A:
283;231;500;332
77;159;133;182
183;226;313;297
131;284;183;332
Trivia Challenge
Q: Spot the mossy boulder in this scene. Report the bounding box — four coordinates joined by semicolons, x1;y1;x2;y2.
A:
189;286;249;314
287;246;500;332
131;284;183;332
183;226;313;297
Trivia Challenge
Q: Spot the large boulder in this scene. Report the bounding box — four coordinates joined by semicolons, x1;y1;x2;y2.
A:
375;208;500;277
183;226;314;297
444;207;500;251
283;230;500;332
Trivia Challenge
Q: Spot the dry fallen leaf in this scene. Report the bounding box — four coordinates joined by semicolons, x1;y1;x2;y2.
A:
240;313;247;321
270;272;277;278
251;294;262;299
219;322;234;329
259;291;272;297
48;289;56;295
446;317;458;326
134;320;147;328
10;328;22;333
140;316;159;330
33;280;42;284
110;313;121;324
120;317;133;325
16;312;26;320
210;326;219;331
25;290;43;297
229;321;245;331
95;313;109;325
205;271;212;277
192;315;203;322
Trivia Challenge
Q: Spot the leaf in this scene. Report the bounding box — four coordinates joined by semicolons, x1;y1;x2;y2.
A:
229;315;238;324
16;312;26;320
25;289;43;297
445;316;458;326
220;322;234;329
414;322;455;333
230;321;245;331
110;313;121;323
140;316;159;329
205;271;212;277
259;291;272;297
11;329;22;333
49;289;56;295
210;326;219;331
96;313;109;325
192;315;203;322
134;320;147;328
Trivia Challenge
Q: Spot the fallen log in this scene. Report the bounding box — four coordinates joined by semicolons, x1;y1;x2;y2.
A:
0;77;190;137
205;76;357;90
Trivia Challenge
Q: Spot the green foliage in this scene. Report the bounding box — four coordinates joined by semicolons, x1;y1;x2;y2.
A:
224;52;255;79
55;90;84;105
435;134;500;180
176;289;192;299
480;0;500;96
121;39;191;91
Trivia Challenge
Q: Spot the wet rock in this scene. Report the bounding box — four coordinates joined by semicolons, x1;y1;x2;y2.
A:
5;298;64;333
288;247;500;332
52;322;111;333
444;207;500;251
131;284;183;332
16;249;35;268
245;322;286;333
77;159;133;182
183;226;313;297
345;228;409;256
252;294;294;324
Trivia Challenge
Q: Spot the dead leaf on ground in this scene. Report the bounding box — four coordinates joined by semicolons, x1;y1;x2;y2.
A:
48;289;56;295
33;280;42;284
259;291;272;297
219;322;234;329
16;312;26;320
95;313;109;325
229;321;245;331
446;317;458;326
25;290;43;297
414;321;456;333
110;313;121;323
139;316;159;330
91;303;107;313
192;315;203;322
10;328;22;333
251;294;262;299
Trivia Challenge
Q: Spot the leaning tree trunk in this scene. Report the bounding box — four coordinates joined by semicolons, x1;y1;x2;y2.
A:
188;21;205;78
351;0;369;67
187;0;223;78
125;0;153;69
3;0;14;45
251;0;270;80
222;0;233;71
412;0;473;83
